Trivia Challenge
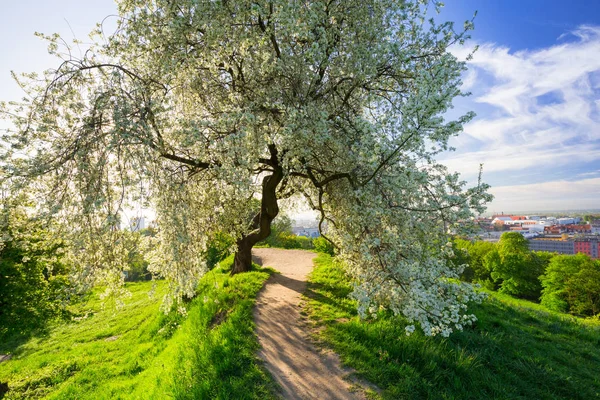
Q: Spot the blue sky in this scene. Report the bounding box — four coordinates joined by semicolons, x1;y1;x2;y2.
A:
1;1;599;214
437;0;600;213
442;0;600;51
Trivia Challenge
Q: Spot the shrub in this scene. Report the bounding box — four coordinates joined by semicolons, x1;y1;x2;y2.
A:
540;253;600;316
123;231;153;281
484;232;544;300
0;205;72;337
453;239;495;284
205;232;235;269
268;232;313;249
313;236;335;255
125;250;152;281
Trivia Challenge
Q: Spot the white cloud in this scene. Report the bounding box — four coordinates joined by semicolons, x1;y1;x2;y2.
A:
443;25;600;212
487;178;600;212
461;68;478;91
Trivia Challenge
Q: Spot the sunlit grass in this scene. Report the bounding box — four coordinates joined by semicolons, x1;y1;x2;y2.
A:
170;256;277;400
0;281;176;399
0;256;276;399
304;253;600;400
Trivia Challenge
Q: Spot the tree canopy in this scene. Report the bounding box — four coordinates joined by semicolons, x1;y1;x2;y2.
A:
452;238;495;285
1;0;490;336
0;194;72;338
541;253;600;316
484;232;545;300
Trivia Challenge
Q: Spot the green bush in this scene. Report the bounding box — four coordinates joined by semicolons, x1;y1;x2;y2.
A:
205;232;235;269
123;231;153;282
484;232;545;300
313;236;335;255
266;232;313;249
0;205;72;338
540;253;600;316
453;239;495;284
125;251;152;281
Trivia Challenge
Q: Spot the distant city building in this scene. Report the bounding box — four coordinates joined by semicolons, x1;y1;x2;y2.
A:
473;213;597;245
544;226;562;235
528;237;600;258
565;224;592;233
557;217;577;225
293;219;319;229
292;227;320;238
492;215;530;226
543;224;591;234
492;216;513;225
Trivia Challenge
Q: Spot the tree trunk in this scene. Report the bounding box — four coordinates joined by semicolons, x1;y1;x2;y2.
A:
231;236;254;274
231;144;284;275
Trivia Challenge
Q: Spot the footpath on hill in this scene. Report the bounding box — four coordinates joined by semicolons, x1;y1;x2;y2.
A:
252;248;369;400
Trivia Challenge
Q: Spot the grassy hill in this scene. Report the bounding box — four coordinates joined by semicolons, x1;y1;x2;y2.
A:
3;251;599;399
0;258;276;399
304;253;600;400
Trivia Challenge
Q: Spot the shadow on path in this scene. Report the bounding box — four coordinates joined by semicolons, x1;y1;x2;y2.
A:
252;248;366;400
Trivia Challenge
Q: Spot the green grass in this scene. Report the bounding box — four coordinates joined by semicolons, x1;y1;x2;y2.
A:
170;257;277;400
304;253;600;400
0;257;276;399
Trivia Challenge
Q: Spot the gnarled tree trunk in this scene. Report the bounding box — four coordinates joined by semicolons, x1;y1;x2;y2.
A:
232;235;258;275
231;145;283;275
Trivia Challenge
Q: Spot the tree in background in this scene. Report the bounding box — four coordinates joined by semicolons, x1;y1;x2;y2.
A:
122;230;155;281
0;195;72;338
567;260;600;316
269;214;293;238
1;0;489;335
453;238;495;286
541;253;600;316
484;232;544;300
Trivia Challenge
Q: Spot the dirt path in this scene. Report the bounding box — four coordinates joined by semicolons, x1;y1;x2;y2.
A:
252;248;366;400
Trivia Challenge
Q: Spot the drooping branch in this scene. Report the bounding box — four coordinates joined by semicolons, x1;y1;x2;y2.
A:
159;153;212;171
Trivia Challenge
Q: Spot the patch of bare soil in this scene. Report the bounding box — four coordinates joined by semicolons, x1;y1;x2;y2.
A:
252;248;370;400
209;309;228;329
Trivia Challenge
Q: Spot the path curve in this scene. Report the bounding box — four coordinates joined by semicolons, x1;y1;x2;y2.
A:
252;248;365;400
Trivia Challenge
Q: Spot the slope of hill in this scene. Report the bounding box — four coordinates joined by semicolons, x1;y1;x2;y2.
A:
304;253;600;400
0;258;275;399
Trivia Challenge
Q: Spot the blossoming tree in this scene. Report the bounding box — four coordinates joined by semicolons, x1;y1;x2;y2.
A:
1;0;491;335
